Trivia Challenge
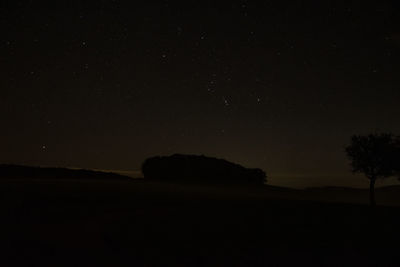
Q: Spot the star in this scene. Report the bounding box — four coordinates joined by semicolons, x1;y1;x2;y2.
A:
223;97;229;106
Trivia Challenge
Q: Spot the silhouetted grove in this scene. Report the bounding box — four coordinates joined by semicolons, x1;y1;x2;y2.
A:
0;164;132;180
396;137;400;178
142;154;267;185
345;133;400;206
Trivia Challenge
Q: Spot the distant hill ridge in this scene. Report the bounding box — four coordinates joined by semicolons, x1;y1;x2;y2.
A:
0;164;132;180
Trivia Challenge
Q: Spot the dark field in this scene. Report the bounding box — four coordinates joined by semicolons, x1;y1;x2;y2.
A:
1;179;400;266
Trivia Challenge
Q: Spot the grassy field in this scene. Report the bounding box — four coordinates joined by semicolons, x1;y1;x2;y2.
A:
1;179;400;266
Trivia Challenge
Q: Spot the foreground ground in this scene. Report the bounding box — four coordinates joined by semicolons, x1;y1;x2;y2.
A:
1;179;400;266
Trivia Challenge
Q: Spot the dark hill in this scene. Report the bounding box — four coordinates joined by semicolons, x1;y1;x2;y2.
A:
0;164;132;181
1;178;400;266
142;154;266;185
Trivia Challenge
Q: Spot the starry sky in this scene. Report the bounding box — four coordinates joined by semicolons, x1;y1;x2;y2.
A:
1;1;400;187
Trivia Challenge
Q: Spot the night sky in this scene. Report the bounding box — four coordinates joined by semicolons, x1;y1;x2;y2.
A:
1;1;400;187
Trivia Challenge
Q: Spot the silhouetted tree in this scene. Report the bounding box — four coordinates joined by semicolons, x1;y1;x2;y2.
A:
142;154;267;185
345;133;399;206
395;136;400;180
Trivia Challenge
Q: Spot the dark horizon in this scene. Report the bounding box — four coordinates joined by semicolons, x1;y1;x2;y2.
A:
2;161;400;190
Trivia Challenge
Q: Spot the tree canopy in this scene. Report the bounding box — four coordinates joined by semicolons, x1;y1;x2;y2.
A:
345;133;400;206
142;154;266;185
345;133;398;180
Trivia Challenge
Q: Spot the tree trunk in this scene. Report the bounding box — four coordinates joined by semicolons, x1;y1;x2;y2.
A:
369;178;376;207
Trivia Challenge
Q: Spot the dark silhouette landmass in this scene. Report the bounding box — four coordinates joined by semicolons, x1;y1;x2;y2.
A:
1;178;400;266
142;154;266;185
2;156;400;266
0;164;132;180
